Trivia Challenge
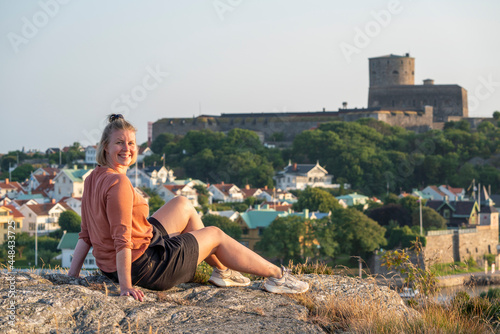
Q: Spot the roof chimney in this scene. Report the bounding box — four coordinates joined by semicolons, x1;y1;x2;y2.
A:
293;163;297;171
264;185;268;190
245;184;250;190
5;178;9;184
51;198;56;204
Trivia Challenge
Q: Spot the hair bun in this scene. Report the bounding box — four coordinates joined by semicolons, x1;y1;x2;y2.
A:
109;114;124;123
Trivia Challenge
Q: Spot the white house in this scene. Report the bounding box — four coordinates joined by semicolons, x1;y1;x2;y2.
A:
19;201;70;236
58;232;97;269
53;167;93;201
128;166;175;188
274;161;334;190
85;146;97;165
206;210;240;222
61;197;82;216
208;183;245;203
0;179;25;199
137;147;154;163
156;183;199;207
421;185;465;201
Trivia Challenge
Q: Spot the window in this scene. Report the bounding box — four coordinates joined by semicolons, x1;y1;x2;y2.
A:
88;259;95;265
242;228;249;235
443;210;450;219
258;228;265;236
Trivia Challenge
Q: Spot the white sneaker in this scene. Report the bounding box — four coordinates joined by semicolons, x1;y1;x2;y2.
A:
208;267;251;287
263;266;309;294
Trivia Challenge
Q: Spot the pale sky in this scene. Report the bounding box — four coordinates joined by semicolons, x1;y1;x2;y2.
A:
1;0;499;154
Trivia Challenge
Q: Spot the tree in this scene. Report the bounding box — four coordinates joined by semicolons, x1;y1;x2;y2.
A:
412;207;446;231
493;111;500;120
331;208;386;257
367;203;411;227
10;163;34;182
293;187;342;212
256;216;316;263
386;224;425;249
202;214;242;240
313;217;339;259
15;232;33;259
58;211;81;232
151;133;175;154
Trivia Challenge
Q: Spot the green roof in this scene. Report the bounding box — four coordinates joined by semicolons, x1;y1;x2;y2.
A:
336;192;369;200
57;232;80;249
63;169;91;182
240;210;283;229
16;193;46;201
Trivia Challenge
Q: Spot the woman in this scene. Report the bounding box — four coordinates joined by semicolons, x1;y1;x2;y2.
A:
68;114;308;301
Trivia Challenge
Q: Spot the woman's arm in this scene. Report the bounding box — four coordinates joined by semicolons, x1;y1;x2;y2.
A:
67;239;91;277
116;248;144;301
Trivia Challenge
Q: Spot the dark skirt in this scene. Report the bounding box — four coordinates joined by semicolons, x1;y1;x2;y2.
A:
103;216;200;291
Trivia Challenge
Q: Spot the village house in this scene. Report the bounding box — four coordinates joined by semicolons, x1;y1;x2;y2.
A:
84;146;97;165
58;232;98;269
53;167;93;201
421;185;466;201
127;166;175;188
208;183;245;203
206;210;240;222
60;197;82;216
137;146;154;163
18;201;70;236
156;183;199;207
0;205;24;243
336;192;370;207
426;199;479;228
274;161;334;190
0;179;25;199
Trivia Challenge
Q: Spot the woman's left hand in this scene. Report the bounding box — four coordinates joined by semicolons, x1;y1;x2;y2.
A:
120;287;145;302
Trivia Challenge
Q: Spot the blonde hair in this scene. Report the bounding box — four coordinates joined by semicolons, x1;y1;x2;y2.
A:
96;114;138;166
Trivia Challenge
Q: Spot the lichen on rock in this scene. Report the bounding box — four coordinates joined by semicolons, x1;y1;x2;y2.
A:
0;271;418;333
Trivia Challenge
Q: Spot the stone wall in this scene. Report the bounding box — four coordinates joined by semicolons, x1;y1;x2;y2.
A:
424;230;456;264
372;226;499;275
152;108;433;143
368;84;468;122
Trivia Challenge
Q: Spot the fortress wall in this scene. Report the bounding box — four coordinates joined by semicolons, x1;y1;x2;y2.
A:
425;232;455;264
152;115;342;142
457;228;498;264
152;108;434;143
368;85;467;122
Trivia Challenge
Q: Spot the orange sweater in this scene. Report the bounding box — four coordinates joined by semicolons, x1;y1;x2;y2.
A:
79;166;153;272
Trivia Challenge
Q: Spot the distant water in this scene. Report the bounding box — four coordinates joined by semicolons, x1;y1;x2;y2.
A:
436;284;500;303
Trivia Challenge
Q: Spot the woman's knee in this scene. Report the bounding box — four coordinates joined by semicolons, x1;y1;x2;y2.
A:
200;226;227;242
170;195;193;209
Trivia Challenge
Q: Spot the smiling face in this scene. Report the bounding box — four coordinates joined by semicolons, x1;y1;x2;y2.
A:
105;129;137;173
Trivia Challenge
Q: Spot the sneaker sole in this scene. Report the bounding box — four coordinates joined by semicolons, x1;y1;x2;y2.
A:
208;277;252;287
263;283;309;294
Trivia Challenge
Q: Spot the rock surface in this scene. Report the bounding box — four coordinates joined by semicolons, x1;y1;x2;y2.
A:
0;271;418;333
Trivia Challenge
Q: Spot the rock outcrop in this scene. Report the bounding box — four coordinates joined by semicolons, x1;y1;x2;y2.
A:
0;271;418;333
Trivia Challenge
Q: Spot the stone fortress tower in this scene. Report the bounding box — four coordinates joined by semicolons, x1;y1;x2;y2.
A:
368;54;468;123
369;53;415;87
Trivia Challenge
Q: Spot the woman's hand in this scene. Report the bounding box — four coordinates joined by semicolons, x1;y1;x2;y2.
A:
120;287;144;302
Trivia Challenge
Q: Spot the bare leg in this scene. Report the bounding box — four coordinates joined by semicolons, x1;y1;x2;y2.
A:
152;196;281;278
190;226;282;278
152;196;225;269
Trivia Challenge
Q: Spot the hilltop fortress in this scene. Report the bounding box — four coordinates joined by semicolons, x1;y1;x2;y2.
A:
153;54;471;143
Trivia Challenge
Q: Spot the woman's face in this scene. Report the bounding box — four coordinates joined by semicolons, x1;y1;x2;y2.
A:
105;129;137;172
